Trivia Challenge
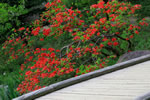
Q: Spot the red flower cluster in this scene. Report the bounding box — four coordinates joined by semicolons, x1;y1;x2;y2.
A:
1;0;148;95
17;48;75;93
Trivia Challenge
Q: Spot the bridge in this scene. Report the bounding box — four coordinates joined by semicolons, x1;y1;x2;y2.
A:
13;54;150;100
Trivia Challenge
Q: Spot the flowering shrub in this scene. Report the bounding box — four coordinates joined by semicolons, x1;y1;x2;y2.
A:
1;0;149;95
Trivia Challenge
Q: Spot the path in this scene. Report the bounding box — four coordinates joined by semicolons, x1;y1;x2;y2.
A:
36;61;150;100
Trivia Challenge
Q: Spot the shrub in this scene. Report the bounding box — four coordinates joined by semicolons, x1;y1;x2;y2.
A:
0;3;28;43
0;0;48;43
0;0;149;97
62;0;99;9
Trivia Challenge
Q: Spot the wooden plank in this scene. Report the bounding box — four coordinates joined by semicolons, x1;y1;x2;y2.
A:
36;92;136;100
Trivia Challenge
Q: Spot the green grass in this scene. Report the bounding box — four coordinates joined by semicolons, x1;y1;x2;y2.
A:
121;0;150;51
130;0;150;51
0;70;21;100
130;0;150;19
131;23;150;50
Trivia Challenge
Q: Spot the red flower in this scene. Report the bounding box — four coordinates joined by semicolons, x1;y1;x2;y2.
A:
43;28;51;36
14;29;16;32
100;44;104;48
56;49;60;52
106;9;111;14
48;48;55;52
130;35;133;38
31;31;38;36
45;2;50;8
49;71;56;78
9;40;13;43
134;4;141;9
18;27;25;31
77;10;81;14
128;50;131;52
67;53;72;58
99;64;103;68
41;73;48;78
25;71;32;76
128;25;133;30
89;43;94;46
50;52;56;58
31;27;40;36
102;38;108;41
111;38;116;41
107;42;112;46
99;17;106;24
103;26;108;31
43;19;46;21
126;38;129;40
40;38;44;41
41;48;47;51
17;87;20;91
28;56;33;61
135;30;139;34
113;42;119;46
115;32;120;34
26;28;29;32
85;47;91;53
25;52;30;57
73;36;80;40
97;1;105;8
86;11;89;13
91;4;98;8
32;78;39;84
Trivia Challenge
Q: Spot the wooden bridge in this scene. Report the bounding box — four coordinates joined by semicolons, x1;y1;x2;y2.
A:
13;55;150;100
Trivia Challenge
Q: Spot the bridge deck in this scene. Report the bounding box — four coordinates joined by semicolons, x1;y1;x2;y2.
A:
36;61;150;100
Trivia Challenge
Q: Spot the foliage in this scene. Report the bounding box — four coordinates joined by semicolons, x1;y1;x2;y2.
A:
0;3;28;43
0;0;47;7
131;19;150;50
130;0;150;18
0;0;48;43
62;0;99;9
25;0;47;8
0;69;21;100
0;0;26;6
0;0;149;99
119;0;150;18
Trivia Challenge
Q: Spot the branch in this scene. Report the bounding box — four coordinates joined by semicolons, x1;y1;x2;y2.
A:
115;34;132;49
104;46;120;56
59;40;81;58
